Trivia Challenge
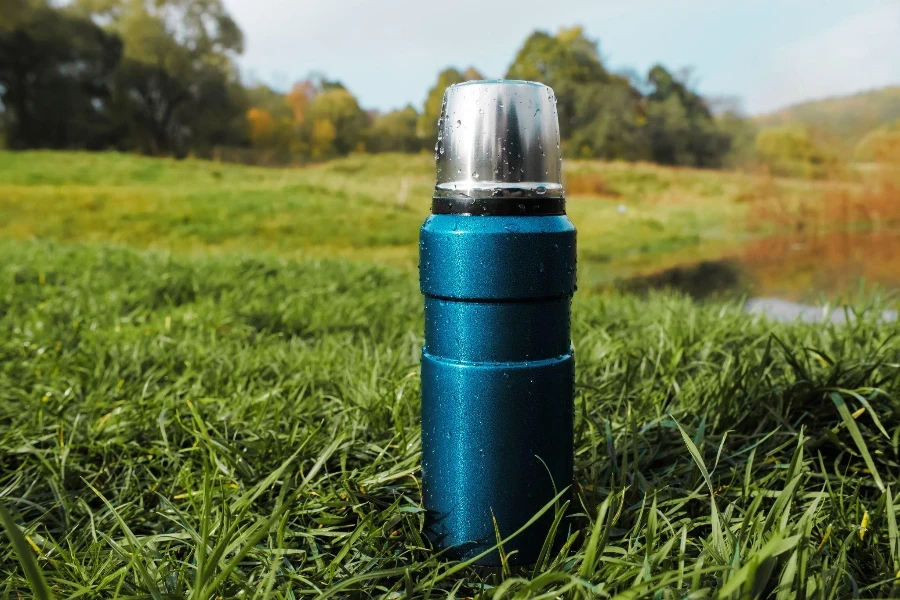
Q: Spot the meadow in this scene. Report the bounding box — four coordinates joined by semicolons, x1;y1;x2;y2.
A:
2;150;894;289
1;151;899;598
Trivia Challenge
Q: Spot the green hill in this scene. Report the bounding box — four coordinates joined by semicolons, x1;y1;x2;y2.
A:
756;86;900;155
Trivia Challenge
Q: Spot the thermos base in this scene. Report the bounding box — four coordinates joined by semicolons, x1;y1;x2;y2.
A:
421;351;574;565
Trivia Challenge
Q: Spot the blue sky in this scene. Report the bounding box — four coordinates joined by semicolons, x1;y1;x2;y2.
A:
225;0;900;115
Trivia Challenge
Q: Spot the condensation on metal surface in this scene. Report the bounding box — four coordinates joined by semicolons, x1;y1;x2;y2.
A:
419;215;576;299
434;80;563;201
420;350;574;563
424;296;570;363
420;214;576;565
421;80;576;566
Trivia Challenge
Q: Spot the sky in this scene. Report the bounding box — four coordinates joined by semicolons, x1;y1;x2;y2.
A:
225;0;900;116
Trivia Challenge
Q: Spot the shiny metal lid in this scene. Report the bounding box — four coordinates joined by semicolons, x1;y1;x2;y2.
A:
434;80;563;201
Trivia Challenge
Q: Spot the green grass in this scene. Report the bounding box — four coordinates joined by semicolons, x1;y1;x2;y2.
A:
0;151;836;288
1;151;899;597
1;241;899;597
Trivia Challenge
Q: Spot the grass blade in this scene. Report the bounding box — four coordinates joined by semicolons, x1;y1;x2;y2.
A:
580;496;611;579
0;502;55;600
674;418;726;558
84;483;164;600
532;500;570;578
830;392;885;492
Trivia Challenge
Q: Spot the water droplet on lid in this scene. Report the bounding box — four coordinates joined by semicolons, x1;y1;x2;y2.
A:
456;119;461;127
472;172;480;179
535;186;547;195
440;146;444;154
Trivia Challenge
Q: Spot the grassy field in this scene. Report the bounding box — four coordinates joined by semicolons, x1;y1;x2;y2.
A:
1;152;899;598
1;150;882;290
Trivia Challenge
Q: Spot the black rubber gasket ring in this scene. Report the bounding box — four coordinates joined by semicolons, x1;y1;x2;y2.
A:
431;196;566;216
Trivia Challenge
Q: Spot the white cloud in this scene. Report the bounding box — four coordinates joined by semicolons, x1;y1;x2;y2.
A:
748;3;900;113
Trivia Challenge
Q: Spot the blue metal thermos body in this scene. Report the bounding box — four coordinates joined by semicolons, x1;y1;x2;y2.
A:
420;81;575;565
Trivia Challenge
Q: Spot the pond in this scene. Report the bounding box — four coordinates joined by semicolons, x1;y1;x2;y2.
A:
620;228;900;321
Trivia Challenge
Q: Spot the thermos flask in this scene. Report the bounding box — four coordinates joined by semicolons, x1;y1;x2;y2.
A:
420;80;576;565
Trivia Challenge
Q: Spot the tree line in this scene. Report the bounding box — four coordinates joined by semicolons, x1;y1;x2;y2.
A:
234;27;746;169
2;0;759;169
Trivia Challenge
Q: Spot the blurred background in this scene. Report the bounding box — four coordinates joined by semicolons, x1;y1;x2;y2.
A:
5;5;900;595
1;0;899;304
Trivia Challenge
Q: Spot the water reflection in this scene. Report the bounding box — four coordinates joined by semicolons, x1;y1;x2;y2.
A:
621;259;748;300
744;298;897;323
620;228;900;303
739;228;900;301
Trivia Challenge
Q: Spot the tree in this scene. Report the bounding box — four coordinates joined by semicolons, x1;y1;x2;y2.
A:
368;105;421;153
244;83;299;156
245;104;295;157
285;80;317;125
503;28;733;166
0;2;123;149
506;27;612;139
644;65;730;167
0;0;31;30
245;84;291;120
303;88;368;156
76;0;247;156
247;107;275;146
505;28;650;159
566;78;647;160
310;119;337;158
418;66;483;145
74;0;243;65
711;98;757;169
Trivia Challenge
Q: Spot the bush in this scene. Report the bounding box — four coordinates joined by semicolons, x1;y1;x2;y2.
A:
854;120;900;164
755;126;839;178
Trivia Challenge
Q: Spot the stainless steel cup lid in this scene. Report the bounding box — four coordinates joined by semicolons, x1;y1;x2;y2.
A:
434;80;563;201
